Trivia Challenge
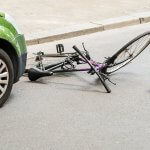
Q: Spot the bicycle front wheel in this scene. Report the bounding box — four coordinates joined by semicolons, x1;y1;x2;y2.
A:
105;31;150;74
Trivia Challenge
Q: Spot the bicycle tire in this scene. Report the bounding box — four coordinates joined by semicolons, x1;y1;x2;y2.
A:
105;31;150;74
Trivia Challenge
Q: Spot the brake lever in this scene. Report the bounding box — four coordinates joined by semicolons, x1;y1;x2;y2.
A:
107;78;116;85
100;73;116;85
82;43;91;60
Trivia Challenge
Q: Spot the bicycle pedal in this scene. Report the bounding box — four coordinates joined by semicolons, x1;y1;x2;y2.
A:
56;44;64;54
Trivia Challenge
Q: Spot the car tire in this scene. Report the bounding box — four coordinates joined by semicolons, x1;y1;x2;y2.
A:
0;49;14;108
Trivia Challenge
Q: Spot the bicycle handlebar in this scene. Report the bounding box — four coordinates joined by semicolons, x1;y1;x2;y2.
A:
72;45;111;93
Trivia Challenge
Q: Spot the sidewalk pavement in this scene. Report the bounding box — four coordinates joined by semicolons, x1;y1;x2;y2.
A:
1;1;150;45
25;12;150;46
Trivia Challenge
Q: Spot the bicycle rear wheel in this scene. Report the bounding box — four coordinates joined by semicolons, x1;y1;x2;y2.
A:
105;31;150;74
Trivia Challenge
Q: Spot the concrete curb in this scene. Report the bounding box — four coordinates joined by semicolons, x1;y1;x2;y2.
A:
26;12;150;46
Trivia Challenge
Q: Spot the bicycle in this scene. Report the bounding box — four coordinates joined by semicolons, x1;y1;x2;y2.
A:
25;31;150;93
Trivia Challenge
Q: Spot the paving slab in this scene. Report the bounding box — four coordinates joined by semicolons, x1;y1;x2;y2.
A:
26;12;150;46
1;0;150;34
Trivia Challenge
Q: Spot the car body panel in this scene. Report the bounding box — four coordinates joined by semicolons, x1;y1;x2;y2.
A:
0;14;26;56
0;11;27;82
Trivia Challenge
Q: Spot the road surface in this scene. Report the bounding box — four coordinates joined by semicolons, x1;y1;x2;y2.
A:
0;23;150;150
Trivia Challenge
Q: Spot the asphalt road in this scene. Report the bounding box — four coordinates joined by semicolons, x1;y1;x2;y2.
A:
0;23;150;150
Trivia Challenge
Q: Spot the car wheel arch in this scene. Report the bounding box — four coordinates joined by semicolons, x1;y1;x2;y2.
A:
0;38;19;83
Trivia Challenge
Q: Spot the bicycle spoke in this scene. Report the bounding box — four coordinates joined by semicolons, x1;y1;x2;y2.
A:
106;32;150;74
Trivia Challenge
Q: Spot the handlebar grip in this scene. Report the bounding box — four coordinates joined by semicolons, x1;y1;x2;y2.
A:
73;45;91;60
73;45;88;61
73;45;83;56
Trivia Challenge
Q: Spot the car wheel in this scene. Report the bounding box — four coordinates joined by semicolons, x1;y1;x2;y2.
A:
0;49;14;107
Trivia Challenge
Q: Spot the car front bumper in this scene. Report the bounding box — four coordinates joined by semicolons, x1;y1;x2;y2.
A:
14;34;27;83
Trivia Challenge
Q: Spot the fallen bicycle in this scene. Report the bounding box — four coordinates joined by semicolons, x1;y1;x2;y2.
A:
25;32;150;93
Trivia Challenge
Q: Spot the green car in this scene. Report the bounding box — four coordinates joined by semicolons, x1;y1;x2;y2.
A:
0;11;27;107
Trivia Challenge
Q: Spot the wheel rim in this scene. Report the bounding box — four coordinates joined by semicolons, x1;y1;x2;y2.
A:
107;34;150;73
0;59;9;99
